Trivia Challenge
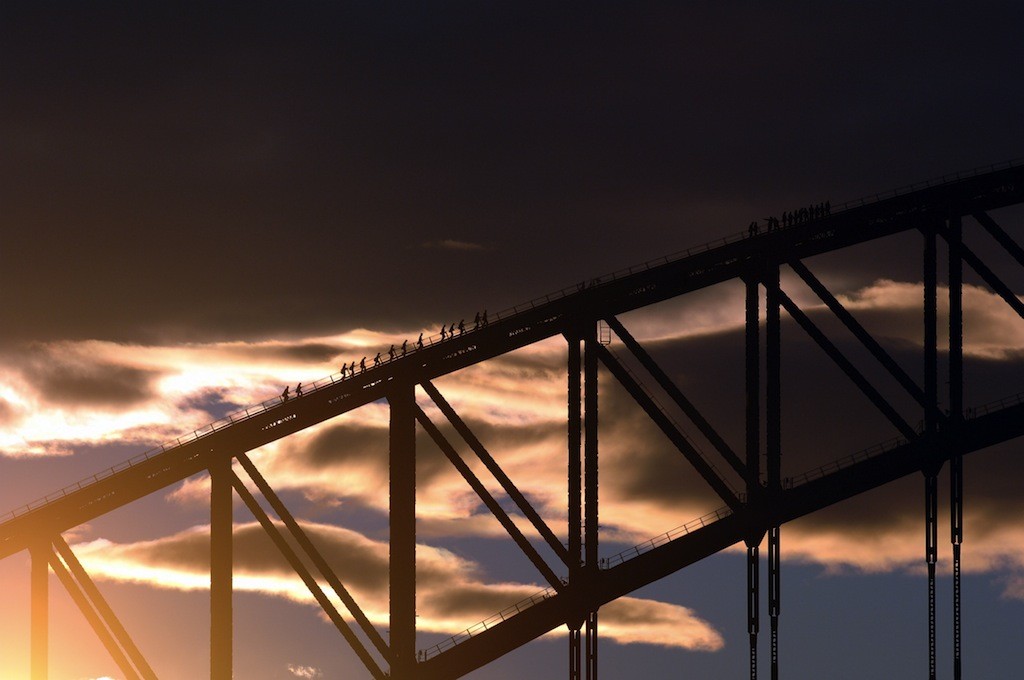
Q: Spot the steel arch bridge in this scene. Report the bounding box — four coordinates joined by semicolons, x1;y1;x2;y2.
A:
6;161;1024;679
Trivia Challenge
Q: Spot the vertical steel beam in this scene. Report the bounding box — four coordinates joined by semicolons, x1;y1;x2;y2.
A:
948;213;964;680
584;324;600;678
923;225;939;680
389;385;417;678
210;456;233;680
746;278;760;491
746;544;760;680
767;526;780;680
744;276;761;680
30;543;48;680
568;332;582;576
584;325;599;572
765;264;781;680
585;610;598;680
568;330;583;679
569;628;582;680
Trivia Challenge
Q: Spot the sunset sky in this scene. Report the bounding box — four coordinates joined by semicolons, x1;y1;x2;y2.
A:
3;3;1024;679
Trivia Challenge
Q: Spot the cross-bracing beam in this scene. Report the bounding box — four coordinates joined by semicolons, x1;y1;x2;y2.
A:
46;538;157;680
603;315;745;478
228;471;387;680
414;404;565;592
421;380;570;567
234;453;390;660
596;345;740;510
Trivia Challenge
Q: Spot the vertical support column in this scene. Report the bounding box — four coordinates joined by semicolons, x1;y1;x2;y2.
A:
923;225;939;680
567;331;583;680
210;455;233;680
948;213;964;680
569;629;582;680
765;264;782;680
583;324;600;680
389;385;417;678
585;610;598;680
767;526;780;680
746;544;760;680
30;542;48;680
744;275;761;680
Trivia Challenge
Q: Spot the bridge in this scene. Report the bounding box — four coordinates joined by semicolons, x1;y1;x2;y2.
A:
6;160;1024;678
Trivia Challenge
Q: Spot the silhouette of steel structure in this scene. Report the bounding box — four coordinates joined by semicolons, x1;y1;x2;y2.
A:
4;161;1024;679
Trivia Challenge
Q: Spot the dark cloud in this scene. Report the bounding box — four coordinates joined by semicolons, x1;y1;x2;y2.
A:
422;239;487;252
3;4;1023;345
24;357;163;409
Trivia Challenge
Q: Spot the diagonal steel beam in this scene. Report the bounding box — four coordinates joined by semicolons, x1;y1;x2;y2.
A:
229;471;387;680
954;239;1024;321
974;211;1024;268
788;259;932;411
420;380;572;567
777;290;917;440
234;453;391;660
47;546;139;679
595;344;740;509
52;536;157;680
604;316;745;478
415;405;565;592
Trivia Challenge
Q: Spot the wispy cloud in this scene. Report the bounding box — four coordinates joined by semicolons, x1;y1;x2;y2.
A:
72;520;724;651
421;239;486;251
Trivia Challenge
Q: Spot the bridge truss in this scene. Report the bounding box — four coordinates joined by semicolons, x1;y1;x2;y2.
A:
5;162;1024;678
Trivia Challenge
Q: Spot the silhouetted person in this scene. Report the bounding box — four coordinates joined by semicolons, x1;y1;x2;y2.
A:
360;357;366;372
449;322;456;336
440;325;447;340
401;339;408;356
474;312;481;329
281;386;290;402
388;344;396;360
482;310;488;325
417;333;424;349
458;319;465;335
374;352;381;366
340;365;347;379
749;221;758;237
296;382;303;397
350;361;356;375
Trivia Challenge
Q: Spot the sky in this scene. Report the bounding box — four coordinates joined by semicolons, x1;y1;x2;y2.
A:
2;3;1024;678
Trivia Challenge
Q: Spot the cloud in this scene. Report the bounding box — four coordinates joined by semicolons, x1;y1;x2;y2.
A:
71;519;723;651
23;353;164;409
421;239;487;251
287;665;323;678
9;276;1024;609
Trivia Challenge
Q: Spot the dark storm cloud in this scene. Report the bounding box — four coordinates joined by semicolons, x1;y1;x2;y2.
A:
24;356;163;409
3;3;1023;345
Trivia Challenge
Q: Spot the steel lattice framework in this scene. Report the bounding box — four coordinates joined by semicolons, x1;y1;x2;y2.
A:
5;162;1024;679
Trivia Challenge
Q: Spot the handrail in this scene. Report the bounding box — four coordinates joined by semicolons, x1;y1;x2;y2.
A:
781;389;1024;490
2;160;1021;526
418;581;565;661
418;386;1024;660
